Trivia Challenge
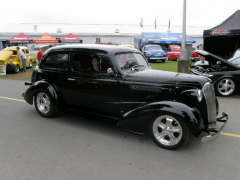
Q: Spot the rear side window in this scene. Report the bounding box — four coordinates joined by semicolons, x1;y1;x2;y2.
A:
71;53;113;73
43;52;69;70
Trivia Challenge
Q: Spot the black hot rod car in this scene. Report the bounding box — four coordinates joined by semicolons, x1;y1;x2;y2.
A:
23;44;228;150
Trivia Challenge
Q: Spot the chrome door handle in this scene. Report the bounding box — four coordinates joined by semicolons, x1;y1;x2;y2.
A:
68;78;75;81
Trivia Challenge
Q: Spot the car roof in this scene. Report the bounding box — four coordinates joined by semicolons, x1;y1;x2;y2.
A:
4;46;28;50
45;44;140;54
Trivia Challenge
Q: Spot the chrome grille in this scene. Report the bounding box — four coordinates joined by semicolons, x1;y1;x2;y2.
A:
202;82;217;129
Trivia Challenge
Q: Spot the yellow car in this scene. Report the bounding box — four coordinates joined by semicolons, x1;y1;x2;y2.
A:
0;46;33;73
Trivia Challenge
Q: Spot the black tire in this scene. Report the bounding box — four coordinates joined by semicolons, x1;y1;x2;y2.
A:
13;65;20;73
149;113;190;150
215;78;236;96
34;90;57;118
162;60;166;63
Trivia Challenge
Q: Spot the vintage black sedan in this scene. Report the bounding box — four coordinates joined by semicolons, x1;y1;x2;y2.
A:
22;44;228;150
191;50;240;96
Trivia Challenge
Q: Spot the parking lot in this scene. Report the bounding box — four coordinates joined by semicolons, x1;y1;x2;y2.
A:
0;78;240;180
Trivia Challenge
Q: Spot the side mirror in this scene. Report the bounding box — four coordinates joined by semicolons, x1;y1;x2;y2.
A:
107;68;116;76
107;68;113;74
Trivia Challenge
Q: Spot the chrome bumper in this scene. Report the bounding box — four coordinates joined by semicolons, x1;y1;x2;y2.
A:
149;57;167;60
201;112;228;143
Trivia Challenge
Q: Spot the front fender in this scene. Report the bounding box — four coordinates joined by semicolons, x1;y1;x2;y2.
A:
118;101;202;135
23;81;59;106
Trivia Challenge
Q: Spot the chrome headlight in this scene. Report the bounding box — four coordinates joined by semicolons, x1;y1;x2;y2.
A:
197;90;203;102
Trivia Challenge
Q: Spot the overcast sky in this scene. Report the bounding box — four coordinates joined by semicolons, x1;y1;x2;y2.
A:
0;0;239;28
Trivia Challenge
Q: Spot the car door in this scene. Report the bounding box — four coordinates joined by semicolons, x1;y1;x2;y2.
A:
40;52;70;103
67;53;123;121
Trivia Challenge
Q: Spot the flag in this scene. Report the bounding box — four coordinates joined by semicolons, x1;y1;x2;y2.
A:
168;18;171;30
154;18;157;29
140;18;143;28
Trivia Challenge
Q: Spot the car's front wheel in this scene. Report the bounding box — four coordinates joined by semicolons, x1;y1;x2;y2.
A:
215;78;236;96
34;90;57;118
149;113;190;150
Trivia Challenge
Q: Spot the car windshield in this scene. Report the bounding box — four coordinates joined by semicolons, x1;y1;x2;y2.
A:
115;53;149;72
150;46;161;50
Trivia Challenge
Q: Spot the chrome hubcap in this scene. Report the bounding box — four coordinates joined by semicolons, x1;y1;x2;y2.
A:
218;79;235;96
36;92;51;114
153;115;182;146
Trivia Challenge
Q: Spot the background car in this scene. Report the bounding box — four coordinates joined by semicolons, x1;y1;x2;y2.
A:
0;46;33;73
191;50;240;96
166;45;180;61
142;45;167;63
166;45;200;62
29;45;49;63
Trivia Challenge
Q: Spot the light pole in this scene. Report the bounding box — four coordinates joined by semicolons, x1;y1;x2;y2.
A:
178;0;189;73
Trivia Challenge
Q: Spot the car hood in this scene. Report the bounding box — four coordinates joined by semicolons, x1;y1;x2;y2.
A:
0;51;13;61
125;69;209;89
228;49;240;67
194;50;239;68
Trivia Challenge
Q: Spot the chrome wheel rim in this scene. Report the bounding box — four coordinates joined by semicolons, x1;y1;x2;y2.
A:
217;78;235;96
36;92;51;114
153;115;183;146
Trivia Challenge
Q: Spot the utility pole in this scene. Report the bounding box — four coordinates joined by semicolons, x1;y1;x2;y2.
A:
178;0;189;73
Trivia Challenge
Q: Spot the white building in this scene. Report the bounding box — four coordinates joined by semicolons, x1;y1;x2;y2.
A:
0;23;210;48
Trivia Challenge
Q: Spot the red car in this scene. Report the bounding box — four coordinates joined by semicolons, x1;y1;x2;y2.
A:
191;47;200;61
166;45;200;61
166;45;181;61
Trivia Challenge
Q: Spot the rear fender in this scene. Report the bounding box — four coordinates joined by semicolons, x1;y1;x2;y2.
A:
24;81;59;106
118;101;202;134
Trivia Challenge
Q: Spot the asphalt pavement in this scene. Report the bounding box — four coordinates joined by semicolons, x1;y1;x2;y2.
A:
0;79;240;180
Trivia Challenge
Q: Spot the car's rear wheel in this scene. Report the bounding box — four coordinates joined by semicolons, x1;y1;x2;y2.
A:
149;113;190;150
13;65;20;73
215;78;236;96
34;90;57;118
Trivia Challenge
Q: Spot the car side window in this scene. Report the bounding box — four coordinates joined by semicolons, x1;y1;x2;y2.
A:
43;52;69;70
71;54;92;71
71;53;113;73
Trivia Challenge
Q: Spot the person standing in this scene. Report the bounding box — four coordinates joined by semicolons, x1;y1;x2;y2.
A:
37;48;44;63
194;56;209;66
16;47;27;72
